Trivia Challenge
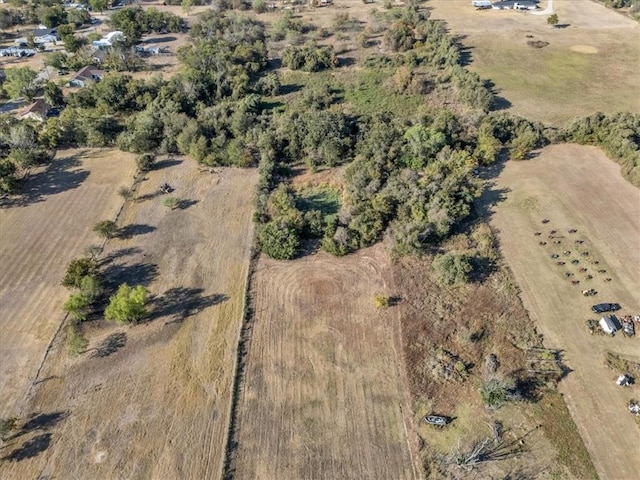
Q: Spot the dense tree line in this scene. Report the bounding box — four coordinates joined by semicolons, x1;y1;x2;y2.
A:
561;112;640;186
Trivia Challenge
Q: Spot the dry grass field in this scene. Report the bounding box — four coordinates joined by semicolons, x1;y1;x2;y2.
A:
0;149;136;419
0;161;256;479
481;144;640;480
231;245;419;479
428;0;640;125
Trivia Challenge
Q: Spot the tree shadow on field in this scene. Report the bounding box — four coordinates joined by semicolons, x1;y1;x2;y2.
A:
148;287;228;323
178;198;198;210
99;247;143;267
474;153;511;220
90;332;127;358
153;158;182;170
143;35;177;44
119;223;156;239
2;433;51;462
19;412;68;435
102;262;159;290
454;34;474;67
0;156;89;209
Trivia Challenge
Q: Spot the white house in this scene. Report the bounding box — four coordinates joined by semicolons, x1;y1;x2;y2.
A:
92;31;125;48
34;33;59;45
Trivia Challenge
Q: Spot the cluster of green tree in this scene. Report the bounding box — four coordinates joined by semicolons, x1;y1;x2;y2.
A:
478;112;551;161
109;6;185;44
282;41;337;72
561;112;640;186
16;0;90;29
269;9;309;41
179;11;267;102
319;112;482;257
61;255;149;355
0;117;51;193
0;7;23;34
3;12;271;170
377;6;493;112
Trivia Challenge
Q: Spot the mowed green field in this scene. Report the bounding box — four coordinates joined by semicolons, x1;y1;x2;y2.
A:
428;0;640;125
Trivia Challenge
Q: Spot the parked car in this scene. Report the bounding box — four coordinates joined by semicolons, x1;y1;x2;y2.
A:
591;303;621;314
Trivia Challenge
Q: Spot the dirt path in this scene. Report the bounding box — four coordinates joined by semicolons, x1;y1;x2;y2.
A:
480;144;640;480
0;162;256;479
0;149;135;419
232;245;419;480
531;0;554;15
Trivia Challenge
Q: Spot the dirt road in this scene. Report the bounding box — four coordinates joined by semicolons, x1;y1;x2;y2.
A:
481;144;640;480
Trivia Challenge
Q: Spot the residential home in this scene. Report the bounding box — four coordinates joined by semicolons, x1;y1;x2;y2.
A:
68;65;105;88
19;99;51;122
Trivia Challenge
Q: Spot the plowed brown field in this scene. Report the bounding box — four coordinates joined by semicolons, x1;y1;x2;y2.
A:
0;160;256;479
481;144;640;480
0;149;136;419
232;245;419;480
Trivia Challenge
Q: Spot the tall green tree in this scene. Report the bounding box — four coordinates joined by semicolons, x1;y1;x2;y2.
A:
105;284;149;324
89;0;109;14
3;67;38;100
43;81;64;107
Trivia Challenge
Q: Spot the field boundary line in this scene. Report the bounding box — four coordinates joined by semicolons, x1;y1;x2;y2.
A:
221;230;259;480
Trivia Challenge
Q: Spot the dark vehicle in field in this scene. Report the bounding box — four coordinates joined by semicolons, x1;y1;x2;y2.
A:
592;303;621;314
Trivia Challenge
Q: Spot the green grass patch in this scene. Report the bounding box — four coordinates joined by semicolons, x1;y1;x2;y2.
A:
342;69;425;117
296;186;340;218
532;390;599;480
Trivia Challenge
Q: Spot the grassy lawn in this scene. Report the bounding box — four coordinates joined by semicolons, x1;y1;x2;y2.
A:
296;185;340;223
341;69;426;117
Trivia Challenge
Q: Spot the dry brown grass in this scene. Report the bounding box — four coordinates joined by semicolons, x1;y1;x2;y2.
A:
428;0;640;125
0;160;256;479
0;149;136;420
480;144;640;479
231;244;420;479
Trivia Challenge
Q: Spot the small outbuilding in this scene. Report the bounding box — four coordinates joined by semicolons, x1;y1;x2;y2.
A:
599;315;620;335
617;375;633;387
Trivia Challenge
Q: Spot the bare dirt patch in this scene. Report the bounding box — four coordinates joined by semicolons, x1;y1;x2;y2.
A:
0;149;136;419
0;161;256;479
480;144;640;480
570;45;598;54
232;244;420;479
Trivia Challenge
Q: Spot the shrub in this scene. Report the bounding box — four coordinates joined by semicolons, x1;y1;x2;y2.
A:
105;283;149;324
163;196;180;209
93;220;118;239
66;323;88;357
118;186;133;200
480;377;511;409
432;253;472;286
257;221;300;259
252;0;267;13
136;153;155;171
282;41;337;72
62;258;98;289
373;293;390;308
